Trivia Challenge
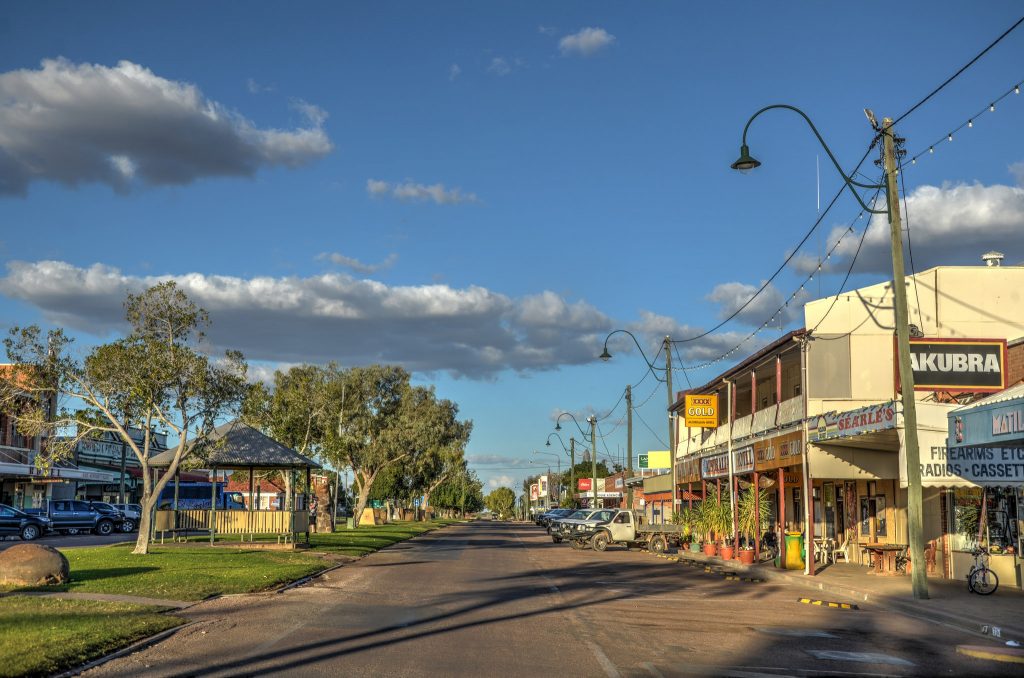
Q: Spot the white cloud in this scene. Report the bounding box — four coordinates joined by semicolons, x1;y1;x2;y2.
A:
488;57;511;76
538;25;557;36
0;260;614;379
559;27;616;57
0;58;332;196
246;78;275;94
487;475;514;489
828;180;1024;273
448;64;462;81
705;281;807;328
317;251;398;275
366;178;478;205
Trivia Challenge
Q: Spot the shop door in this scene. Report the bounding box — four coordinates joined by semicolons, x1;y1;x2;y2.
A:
823;482;836;540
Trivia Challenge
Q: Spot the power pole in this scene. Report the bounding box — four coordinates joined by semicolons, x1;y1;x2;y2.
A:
626;385;634;509
664;336;676;517
569;438;577;508
882;116;928;599
588;416;598;508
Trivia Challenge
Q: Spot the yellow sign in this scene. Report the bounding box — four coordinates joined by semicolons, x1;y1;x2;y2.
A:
684;394;719;428
640;450;671;469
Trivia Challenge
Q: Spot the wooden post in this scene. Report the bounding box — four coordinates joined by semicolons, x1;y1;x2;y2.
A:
305;465;312;545
807;476;815;575
732;473;740;552
750;370;757;414
688;481;693;509
753;470;760;560
778;467;785;566
775;356;783;425
210;467;217;545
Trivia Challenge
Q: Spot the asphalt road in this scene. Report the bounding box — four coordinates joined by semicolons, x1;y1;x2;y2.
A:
85;521;1019;677
0;531;134;552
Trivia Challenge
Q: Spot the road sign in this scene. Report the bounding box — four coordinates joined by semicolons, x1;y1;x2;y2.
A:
684;394;719;428
638;451;671;469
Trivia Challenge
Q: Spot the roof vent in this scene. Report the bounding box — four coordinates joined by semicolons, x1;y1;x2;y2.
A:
982;251;1004;267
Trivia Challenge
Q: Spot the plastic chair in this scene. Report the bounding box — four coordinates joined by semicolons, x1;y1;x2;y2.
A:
833;536;851;563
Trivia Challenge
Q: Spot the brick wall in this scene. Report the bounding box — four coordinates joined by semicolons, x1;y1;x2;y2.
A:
1007;337;1024;386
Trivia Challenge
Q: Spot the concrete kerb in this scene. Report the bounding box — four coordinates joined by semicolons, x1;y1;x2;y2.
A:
52;621;198;678
669;550;1024;643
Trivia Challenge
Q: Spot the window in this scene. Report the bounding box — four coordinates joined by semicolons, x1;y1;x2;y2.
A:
0;507;14;517
72;501;90;512
613;513;629;524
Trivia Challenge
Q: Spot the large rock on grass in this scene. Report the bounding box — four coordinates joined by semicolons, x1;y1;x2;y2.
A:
0;543;70;586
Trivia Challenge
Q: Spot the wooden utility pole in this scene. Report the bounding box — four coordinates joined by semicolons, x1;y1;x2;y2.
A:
882;117;928;599
664;336;676;517
626;385;634;509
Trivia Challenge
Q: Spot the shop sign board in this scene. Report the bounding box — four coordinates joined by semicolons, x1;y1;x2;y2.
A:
899;338;1007;393
577;478;592;491
701;446;754;479
638;451;671;469
530;484;539;500
949;397;1024;448
809;401;896;443
923;446;1024;487
754;431;803;471
684;394;719;428
539;475;548;497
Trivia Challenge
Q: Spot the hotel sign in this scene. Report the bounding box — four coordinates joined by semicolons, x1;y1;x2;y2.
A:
902;338;1007;393
701;446;754;479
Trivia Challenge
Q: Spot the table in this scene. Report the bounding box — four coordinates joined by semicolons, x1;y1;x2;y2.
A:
861;543;906;576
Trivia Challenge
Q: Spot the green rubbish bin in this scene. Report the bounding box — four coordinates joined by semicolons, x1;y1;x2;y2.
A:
784;531;805;570
346;518;355;530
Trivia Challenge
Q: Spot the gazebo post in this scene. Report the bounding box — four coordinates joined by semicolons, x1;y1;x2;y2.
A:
210;467;217;545
173;467;180;533
248;465;254;540
306;465;312;545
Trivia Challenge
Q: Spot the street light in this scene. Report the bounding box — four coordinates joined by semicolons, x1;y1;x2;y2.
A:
732;104;927;600
546;432;577;507
555;412;598;509
600;329;676;514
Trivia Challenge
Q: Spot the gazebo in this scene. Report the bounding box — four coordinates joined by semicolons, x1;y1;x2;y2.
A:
149;420;321;547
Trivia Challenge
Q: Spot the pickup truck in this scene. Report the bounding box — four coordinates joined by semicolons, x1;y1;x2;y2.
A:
576;509;688;553
25;500;121;536
551;508;620;548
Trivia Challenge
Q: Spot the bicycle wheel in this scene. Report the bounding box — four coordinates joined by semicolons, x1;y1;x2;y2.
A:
970;567;999;595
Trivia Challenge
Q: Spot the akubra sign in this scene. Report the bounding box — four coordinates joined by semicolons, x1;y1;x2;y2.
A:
897;338;1007;393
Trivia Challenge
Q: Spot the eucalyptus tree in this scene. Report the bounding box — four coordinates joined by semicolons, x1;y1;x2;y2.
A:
0;282;247;554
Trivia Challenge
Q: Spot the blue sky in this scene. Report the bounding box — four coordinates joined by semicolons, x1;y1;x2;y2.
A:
1;2;1022;492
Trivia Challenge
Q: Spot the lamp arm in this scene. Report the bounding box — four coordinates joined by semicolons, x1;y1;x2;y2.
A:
741;104;887;214
602;329;665;373
556;411;589;438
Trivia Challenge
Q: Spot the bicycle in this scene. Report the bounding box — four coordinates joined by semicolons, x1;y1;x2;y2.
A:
966;547;999;595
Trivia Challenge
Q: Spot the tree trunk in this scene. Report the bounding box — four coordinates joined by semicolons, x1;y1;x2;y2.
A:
350;471;374;528
133;466;154;555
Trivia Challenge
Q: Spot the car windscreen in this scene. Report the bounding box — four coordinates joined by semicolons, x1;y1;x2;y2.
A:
566;510;590;519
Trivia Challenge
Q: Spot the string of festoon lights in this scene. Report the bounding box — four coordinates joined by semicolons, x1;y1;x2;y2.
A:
908;77;1022;166
678;184;883;373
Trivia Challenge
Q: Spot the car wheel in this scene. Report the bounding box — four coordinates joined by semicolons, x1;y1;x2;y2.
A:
121;519;136;533
21;525;40;541
592;531;609;552
95;520;114;536
570;539;587;550
650;535;668;554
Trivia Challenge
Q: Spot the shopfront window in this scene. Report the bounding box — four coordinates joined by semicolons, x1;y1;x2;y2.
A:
952;487;1021;554
860;495;887;539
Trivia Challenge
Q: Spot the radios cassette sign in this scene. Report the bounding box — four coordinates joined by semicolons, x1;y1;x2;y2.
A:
901;338;1007;393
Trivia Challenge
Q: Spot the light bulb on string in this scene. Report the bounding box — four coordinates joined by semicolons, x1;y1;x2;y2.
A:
929;146;934;154
990;103;995;112
968;120;973;128
1016;85;1020;95
948;133;953;142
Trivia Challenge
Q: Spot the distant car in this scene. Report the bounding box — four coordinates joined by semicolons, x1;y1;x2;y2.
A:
112;503;142;532
0;503;52;541
539;508;573;529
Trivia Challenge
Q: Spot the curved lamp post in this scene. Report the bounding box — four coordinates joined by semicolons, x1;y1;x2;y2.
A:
555;412;598;508
547;433;577;507
732;104;927;600
601;329;676;515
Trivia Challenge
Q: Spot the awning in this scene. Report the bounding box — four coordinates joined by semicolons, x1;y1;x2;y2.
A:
0;462;116;483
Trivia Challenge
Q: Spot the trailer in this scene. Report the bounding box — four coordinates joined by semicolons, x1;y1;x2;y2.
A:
576;509;687;553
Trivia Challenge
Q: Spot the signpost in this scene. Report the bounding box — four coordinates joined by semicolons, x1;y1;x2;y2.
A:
684;394;719;428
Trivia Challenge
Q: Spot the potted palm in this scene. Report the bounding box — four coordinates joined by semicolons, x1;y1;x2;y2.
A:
672;508;696;551
696;498;717;556
737;486;771;565
713;489;735;560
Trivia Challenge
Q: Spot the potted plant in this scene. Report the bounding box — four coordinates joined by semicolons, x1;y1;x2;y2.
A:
737;485;771;565
696;498;717;556
672;508;696;551
713;489;735;560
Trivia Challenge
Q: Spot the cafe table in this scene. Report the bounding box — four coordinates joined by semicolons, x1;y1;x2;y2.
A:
861;543;905;576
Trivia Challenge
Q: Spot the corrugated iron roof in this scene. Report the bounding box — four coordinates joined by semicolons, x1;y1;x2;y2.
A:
148;421;320;469
953;382;1024;412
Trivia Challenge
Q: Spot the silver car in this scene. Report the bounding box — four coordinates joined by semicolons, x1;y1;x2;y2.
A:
112;503;142;532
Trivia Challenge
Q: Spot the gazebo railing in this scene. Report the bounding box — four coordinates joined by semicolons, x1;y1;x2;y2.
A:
155;509;309;542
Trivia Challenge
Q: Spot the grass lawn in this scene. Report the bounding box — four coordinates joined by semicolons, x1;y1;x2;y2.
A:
0;547;328;601
0;596;183;677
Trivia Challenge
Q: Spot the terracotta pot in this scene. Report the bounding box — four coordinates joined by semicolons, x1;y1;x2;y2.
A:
719;545;735;560
738;548;756;565
702;542;717;557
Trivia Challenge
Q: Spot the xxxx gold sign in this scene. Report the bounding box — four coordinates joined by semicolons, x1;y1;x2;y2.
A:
684;394;719;428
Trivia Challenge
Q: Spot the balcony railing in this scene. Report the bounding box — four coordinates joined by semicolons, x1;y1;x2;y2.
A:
682;395;806;455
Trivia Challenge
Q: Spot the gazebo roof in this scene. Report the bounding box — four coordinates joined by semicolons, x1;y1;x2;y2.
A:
148;421;321;470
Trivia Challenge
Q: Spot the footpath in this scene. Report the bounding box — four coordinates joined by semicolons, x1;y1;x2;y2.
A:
664;548;1024;656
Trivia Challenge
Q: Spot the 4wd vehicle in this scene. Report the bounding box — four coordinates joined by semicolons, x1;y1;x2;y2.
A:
538;508;573;529
551;508;618;546
88;502;127;532
112;503;142;533
577;509;688;553
26;500;119;536
0;503;52;541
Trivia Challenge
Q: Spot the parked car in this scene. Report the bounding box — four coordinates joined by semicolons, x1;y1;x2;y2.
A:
538;508;573;529
88;502;127;532
112;503;142;532
575;509;688;553
25;500;119;536
0;503;52;541
549;508;618;545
